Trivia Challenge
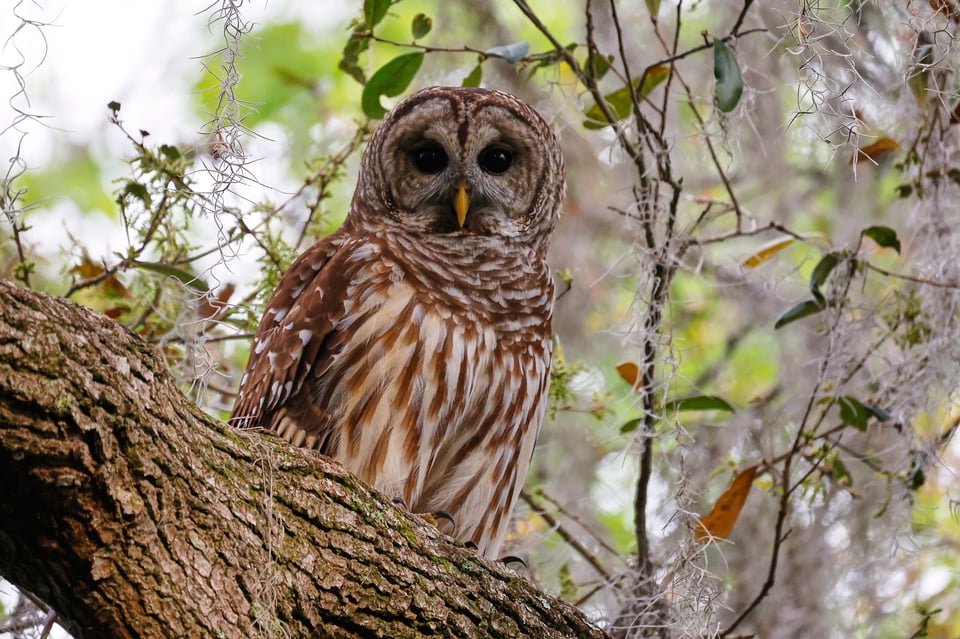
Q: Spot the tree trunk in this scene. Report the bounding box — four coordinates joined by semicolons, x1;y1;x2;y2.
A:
0;280;609;639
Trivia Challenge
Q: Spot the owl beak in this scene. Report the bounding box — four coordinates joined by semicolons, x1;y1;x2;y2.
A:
454;183;470;228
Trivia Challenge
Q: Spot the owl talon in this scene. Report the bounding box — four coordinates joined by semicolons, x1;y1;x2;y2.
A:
499;555;528;569
432;510;456;527
391;499;455;531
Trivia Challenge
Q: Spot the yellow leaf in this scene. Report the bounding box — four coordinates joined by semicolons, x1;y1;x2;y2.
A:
695;465;758;542
850;137;902;165
616;361;641;389
582;66;671;129
71;254;105;278
742;237;797;268
558;60;580;93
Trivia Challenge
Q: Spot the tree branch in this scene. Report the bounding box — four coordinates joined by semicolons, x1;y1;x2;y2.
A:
0;280;610;639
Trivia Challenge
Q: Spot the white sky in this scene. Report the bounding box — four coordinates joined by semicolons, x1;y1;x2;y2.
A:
2;1;204;164
0;1;352;158
0;0;354;284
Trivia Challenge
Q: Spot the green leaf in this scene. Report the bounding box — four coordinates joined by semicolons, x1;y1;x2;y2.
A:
909;31;933;107
620;417;643;434
713;40;743;112
774;299;824;329
583;65;670;129
838;396;870;431
586;54;614;81
486;41;529;64
339;33;369;84
364;0;390;28
411;13;432;39
862;226;901;253
159;144;181;162
134;261;209;292
907;455;926;490
646;0;661;17
810;252;841;305
107;100;122;113
863;404;891;422
339;58;366;85
665;395;735;413
14;261;35;282
895;184;912;198
831;455;852;486
462;63;483;88
343;32;367;59
361;52;424;119
122;181;151;207
558;562;576;599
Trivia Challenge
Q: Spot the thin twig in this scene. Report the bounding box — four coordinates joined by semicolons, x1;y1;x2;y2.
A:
534;487;623;558
863;262;960;290
293;125;370;250
521;490;614;582
691;221;812;247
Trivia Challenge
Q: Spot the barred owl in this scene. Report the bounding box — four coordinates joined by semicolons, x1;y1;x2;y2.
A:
231;86;564;558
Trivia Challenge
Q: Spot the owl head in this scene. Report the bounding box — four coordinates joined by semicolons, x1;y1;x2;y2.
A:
351;87;565;256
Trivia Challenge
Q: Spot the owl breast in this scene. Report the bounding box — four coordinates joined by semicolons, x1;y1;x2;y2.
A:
314;235;552;552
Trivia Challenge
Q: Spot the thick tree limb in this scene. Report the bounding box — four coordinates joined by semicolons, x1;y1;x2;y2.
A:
0;280;609;639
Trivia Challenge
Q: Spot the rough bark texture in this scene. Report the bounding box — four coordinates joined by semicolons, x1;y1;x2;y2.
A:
0;280;609;639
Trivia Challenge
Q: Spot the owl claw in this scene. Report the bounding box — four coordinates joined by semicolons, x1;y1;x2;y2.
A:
461;543;526;567
392;499;455;531
499;555;528;569
419;512;448;529
432;510;456;527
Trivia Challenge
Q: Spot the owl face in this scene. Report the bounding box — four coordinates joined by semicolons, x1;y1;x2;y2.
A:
356;87;564;253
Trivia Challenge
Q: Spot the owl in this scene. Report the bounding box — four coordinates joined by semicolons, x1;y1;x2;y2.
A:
230;86;564;559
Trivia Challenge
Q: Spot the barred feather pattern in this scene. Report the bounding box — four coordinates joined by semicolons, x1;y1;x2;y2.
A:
231;87;563;558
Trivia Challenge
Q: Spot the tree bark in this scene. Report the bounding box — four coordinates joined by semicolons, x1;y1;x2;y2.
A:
0;280;609;639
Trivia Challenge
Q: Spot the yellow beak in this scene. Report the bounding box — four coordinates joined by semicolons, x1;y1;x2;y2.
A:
454;184;470;228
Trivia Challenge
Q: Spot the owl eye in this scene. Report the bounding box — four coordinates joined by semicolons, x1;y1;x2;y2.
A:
478;147;513;175
411;145;448;174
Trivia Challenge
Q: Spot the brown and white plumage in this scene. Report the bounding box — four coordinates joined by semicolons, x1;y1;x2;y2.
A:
230;87;564;558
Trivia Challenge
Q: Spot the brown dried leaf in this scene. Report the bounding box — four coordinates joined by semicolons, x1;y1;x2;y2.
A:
695;465;758;542
850;137;902;165
949;103;960;126
616;362;641;389
102;275;130;299
198;284;236;319
929;0;960;22
103;305;130;319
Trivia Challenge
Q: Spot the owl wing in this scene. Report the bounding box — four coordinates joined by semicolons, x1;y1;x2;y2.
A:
230;230;357;452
